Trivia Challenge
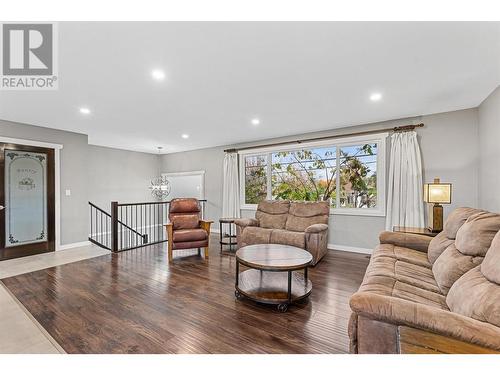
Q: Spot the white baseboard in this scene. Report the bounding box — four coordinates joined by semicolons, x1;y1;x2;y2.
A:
57;241;91;251
328;243;372;255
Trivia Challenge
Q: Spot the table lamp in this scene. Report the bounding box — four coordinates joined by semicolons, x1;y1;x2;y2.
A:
424;178;452;232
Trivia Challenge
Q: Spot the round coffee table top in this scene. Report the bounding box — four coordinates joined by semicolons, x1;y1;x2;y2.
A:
236;244;312;271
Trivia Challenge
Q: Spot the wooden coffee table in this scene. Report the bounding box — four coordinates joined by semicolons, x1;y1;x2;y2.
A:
234;244;313;312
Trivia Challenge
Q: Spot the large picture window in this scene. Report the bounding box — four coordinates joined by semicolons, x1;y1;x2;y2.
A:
240;135;386;216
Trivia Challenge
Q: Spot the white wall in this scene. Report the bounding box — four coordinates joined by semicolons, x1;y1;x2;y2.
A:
161;108;480;251
478;86;500;213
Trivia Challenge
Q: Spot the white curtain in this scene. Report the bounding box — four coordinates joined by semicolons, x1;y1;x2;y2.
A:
386;131;424;230
222;152;241;219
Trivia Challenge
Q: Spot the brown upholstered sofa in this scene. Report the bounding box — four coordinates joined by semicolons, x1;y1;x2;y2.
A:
349;207;500;353
234;200;329;265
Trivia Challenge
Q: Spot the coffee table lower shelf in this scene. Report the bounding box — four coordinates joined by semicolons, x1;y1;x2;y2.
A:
235;269;312;312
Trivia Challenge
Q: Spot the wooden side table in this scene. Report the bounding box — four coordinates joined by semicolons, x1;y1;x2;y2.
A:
219;218;237;252
393;226;439;237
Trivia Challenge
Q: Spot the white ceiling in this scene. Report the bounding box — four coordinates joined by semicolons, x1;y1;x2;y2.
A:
1;22;499;154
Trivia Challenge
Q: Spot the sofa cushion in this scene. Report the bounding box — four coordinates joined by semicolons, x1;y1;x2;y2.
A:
379;231;432;253
443;207;484;240
427;207;484;264
372;243;431;269
172;228;208;242
350;291;500;351
432;244;483;295
241;226;273;245
364;255;441;294
358;273;448;310
269;229;305;249
255;200;290;229
428;231;454;264
284;201;329;232
447;266;500;328
172;214;200;230
455;211;500;256
482;230;500;284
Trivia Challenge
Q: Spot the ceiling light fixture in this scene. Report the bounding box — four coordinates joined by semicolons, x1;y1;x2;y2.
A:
151;69;166;81
370;92;382;102
181;134;189;139
79;107;91;115
251;118;260;126
149;147;171;200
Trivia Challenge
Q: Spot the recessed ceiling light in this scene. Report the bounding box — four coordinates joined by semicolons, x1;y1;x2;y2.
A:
151;69;166;81
79;107;91;115
370;92;382;102
251;118;260;126
181;134;189;139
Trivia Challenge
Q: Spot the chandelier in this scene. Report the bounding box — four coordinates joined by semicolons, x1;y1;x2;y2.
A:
149;147;171;200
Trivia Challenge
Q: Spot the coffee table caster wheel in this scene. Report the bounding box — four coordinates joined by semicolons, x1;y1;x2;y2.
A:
277;303;288;313
235;290;243;300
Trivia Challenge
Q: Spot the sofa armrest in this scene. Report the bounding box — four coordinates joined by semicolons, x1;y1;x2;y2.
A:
305;223;328;233
234;218;259;228
349;291;500;351
379;231;431;253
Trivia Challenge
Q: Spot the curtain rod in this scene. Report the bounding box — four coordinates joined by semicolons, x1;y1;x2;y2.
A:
224;123;424;153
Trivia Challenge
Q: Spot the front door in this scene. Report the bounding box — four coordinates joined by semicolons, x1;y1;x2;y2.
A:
0;143;55;260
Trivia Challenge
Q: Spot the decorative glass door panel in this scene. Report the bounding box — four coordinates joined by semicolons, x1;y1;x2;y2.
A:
1;143;54;260
4;150;48;247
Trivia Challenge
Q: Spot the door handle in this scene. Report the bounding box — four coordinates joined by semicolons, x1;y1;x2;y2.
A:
0;205;4;210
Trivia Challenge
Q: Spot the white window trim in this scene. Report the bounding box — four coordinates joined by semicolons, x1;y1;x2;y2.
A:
239;133;388;217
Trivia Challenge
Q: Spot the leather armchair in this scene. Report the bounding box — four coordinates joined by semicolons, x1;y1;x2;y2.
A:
165;198;213;261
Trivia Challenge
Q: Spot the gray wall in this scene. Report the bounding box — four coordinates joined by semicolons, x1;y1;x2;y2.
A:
161;108;480;250
0;120;160;246
0;119;89;245
87;145;158;210
478;86;500;213
0;106;483;250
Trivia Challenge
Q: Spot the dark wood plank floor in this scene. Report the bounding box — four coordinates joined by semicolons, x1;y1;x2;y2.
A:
2;237;370;354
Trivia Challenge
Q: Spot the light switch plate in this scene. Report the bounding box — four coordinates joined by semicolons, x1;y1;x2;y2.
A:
65;189;71;196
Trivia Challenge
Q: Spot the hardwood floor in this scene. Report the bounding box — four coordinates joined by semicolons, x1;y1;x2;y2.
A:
2;237;370;354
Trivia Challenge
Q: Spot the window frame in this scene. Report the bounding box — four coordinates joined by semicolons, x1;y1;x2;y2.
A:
239;133;388;217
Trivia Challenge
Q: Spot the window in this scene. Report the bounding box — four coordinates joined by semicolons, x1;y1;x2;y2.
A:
271;147;337;207
339;144;377;208
244;155;268;204
240;135;386;216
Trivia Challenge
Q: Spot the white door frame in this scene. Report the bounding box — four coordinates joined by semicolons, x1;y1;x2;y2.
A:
0;136;63;251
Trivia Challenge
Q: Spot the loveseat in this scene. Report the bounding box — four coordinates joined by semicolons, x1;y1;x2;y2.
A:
234;200;329;265
349;207;500;353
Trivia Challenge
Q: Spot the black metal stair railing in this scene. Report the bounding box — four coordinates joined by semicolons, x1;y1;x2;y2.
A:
89;200;206;252
88;202;148;251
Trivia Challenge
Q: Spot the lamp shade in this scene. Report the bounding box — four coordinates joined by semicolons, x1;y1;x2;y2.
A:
423;178;452;204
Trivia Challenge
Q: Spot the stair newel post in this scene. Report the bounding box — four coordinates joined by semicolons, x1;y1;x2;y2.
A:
111;201;118;252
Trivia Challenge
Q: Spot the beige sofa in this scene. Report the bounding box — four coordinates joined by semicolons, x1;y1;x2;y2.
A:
234;200;329;265
349;207;500;353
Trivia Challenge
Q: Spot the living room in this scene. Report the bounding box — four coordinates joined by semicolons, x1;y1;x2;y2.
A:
1;1;500;372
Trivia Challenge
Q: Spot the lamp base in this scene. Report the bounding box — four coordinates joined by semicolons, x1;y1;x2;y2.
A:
427;203;443;233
